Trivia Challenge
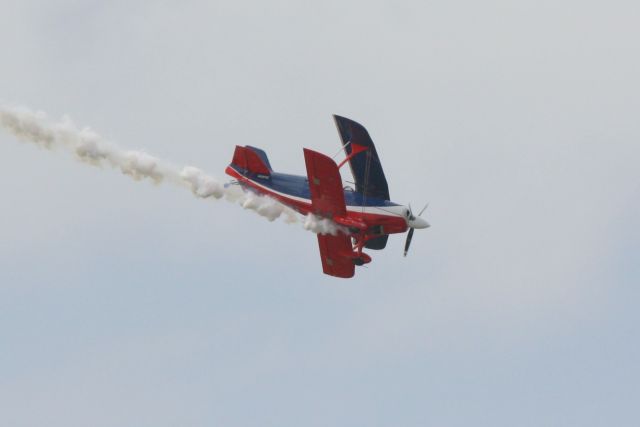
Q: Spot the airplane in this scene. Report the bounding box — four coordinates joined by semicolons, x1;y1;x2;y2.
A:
225;115;430;278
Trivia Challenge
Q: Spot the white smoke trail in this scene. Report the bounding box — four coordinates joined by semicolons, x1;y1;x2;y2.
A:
304;213;347;236
0;105;345;234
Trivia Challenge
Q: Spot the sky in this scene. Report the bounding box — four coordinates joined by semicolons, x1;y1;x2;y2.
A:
1;0;639;426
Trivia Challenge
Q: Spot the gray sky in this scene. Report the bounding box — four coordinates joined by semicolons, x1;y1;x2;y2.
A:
1;0;639;426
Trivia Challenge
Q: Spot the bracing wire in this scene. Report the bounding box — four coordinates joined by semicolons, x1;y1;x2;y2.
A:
332;140;351;160
361;149;372;215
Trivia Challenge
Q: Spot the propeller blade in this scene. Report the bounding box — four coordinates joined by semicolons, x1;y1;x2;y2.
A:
418;202;429;216
403;227;415;257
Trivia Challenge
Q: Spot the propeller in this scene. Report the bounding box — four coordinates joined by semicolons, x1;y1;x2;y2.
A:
403;202;430;257
403;227;415;257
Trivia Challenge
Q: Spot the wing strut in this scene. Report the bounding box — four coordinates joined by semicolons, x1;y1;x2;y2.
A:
337;143;369;169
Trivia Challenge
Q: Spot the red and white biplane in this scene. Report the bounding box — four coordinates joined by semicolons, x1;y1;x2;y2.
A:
225;115;429;278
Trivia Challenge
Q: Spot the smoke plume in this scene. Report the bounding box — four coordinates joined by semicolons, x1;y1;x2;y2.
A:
0;105;345;235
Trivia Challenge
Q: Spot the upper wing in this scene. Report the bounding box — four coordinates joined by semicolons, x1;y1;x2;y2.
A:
303;148;347;217
303;148;355;278
333;115;390;201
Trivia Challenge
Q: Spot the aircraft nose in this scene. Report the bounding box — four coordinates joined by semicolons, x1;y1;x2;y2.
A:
410;217;430;229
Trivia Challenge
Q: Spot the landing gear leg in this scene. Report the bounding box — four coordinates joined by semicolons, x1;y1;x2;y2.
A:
351;232;372;265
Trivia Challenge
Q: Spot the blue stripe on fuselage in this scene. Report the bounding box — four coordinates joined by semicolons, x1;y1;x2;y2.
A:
230;166;398;207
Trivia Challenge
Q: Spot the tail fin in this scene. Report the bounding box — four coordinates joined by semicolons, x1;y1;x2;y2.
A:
229;145;272;176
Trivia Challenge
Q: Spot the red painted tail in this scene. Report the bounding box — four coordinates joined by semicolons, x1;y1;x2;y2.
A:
229;145;272;176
